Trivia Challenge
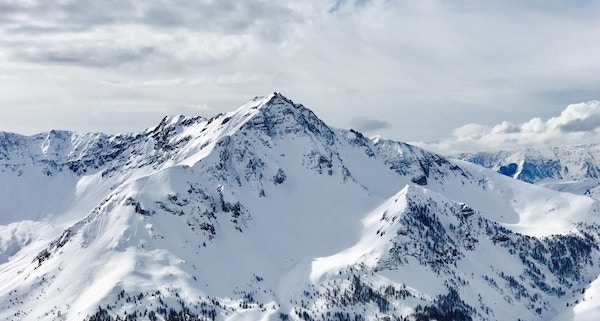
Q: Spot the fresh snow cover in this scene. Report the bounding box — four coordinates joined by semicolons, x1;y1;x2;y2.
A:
450;159;597;237
456;145;600;197
0;92;600;321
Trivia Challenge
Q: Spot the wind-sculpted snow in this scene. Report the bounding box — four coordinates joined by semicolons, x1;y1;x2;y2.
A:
1;93;600;321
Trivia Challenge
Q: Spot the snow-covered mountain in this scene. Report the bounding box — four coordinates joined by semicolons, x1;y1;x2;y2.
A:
1;93;600;321
456;146;600;196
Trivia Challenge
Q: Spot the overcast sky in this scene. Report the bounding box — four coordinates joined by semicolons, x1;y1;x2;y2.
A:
1;0;599;153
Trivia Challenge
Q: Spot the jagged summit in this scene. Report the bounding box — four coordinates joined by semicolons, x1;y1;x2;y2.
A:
148;92;304;132
143;92;330;147
2;94;600;321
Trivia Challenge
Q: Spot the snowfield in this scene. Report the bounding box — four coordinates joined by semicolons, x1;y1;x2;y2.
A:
1;93;600;321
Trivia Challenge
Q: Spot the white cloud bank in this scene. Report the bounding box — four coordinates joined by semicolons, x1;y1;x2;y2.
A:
414;101;600;154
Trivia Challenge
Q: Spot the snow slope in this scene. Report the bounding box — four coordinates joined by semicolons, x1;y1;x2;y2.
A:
1;93;600;321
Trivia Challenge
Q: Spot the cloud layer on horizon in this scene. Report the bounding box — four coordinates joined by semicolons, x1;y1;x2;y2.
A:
414;100;600;154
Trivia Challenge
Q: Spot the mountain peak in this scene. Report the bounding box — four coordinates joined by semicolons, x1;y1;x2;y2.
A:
222;92;335;144
236;92;297;114
4;93;600;321
143;92;315;145
261;91;293;106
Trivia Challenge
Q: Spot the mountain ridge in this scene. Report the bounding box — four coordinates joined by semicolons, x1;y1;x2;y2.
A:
456;144;600;183
1;93;600;321
455;144;600;198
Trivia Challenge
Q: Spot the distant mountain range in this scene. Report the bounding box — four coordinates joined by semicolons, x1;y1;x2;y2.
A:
1;93;599;321
456;145;600;197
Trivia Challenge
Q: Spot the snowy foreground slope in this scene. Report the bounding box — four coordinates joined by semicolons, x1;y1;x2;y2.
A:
1;93;600;321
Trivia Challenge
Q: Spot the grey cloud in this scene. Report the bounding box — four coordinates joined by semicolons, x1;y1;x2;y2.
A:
349;116;391;133
330;0;373;13
8;25;87;34
175;1;301;40
0;0;302;70
54;1;137;25
1;0;301;35
1;0;134;31
559;114;600;132
329;0;345;13
0;3;134;40
143;6;183;27
17;43;157;68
